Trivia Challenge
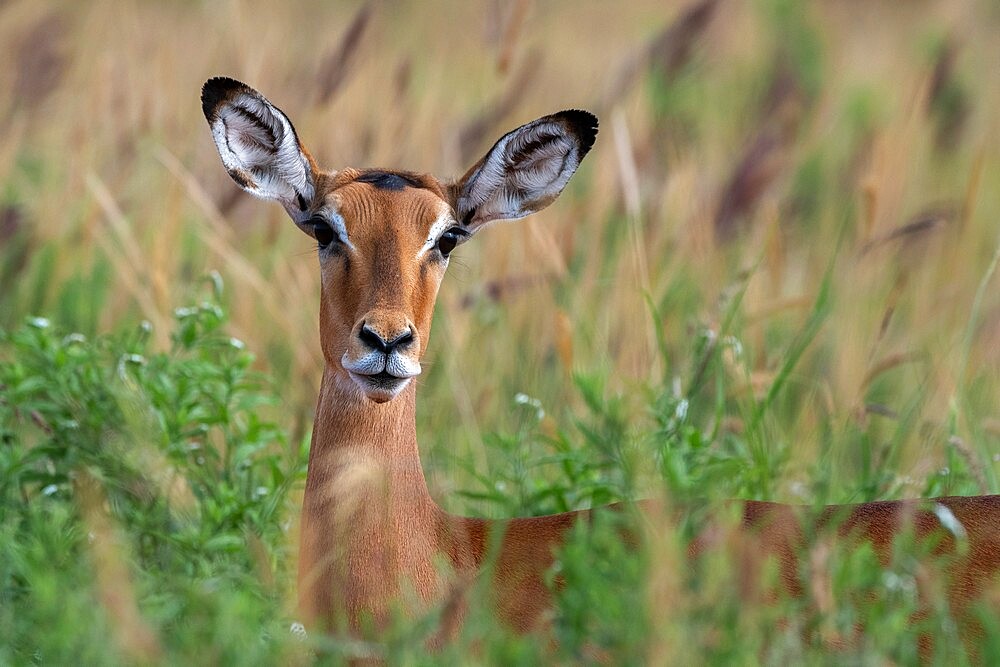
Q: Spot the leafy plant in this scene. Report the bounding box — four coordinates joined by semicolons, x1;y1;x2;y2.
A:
0;282;306;664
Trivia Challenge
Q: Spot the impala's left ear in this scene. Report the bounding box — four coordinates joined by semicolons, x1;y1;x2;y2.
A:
201;77;318;222
449;110;598;233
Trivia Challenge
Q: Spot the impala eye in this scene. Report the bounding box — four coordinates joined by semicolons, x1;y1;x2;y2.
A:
436;227;468;258
309;217;337;249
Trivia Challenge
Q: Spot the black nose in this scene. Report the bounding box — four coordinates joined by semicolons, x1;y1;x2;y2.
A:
359;323;414;354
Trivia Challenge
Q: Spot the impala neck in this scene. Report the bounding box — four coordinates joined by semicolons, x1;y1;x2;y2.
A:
300;367;444;630
306;367;437;515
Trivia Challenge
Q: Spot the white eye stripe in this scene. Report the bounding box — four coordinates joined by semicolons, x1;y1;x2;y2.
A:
314;207;356;251
416;204;456;259
331;212;355;250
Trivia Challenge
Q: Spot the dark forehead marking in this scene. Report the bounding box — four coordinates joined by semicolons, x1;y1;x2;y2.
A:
328;168;449;201
354;170;422;191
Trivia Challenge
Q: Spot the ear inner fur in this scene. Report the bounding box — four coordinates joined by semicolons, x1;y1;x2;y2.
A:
452;109;598;230
201;77;318;221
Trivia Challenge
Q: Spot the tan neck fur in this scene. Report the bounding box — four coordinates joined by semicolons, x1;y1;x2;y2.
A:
298;368;444;633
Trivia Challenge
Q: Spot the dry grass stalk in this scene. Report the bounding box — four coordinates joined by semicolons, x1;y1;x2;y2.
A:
554;309;574;372
860;350;923;391
947;435;988;494
0;112;26;184
806;538;845;648
612;110;642;221
763;202;785;298
457;48;542;164
859;205;956;256
714;134;791;242
643;498;685;665
12;12;65;112
75;469;162;663
394;57;412;99
925;37;968;151
959;150;985;233
458;273;554;309
714;57;808;242
0;205;28;279
863;403;899;420
602;0;718;107
612;109;658;376
860;180;879;246
86;173;170;343
870;274;906;359
647;0;718;76
114;422;198;520
495;0;531;75
86;173;147;280
315;2;373;106
246;529;276;593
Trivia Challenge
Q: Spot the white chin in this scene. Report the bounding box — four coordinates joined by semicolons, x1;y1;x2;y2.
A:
349;372;410;403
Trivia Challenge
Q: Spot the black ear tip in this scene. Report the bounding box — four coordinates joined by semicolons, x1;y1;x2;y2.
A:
201;76;251;120
556;109;599;157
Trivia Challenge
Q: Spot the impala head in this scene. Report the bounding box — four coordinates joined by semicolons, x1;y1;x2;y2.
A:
202;77;597;403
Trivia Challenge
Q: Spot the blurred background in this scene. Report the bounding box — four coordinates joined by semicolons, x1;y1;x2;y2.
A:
2;0;1000;661
4;0;998;500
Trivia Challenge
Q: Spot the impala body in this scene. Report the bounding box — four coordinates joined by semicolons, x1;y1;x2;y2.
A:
201;77;1000;646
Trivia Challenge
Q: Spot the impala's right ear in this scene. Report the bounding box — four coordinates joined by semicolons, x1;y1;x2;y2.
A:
201;77;318;221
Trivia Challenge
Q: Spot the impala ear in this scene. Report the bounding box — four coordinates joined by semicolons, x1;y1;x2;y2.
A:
450;110;598;232
201;77;318;221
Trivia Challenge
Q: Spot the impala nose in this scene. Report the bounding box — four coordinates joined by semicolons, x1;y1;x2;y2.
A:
358;322;414;354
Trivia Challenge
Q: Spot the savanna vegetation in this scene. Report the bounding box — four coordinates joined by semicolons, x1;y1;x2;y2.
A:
2;0;999;663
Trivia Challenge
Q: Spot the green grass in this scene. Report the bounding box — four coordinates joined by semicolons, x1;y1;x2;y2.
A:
2;0;1000;663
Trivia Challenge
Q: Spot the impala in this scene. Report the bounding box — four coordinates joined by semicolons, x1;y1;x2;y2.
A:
201;77;1000;646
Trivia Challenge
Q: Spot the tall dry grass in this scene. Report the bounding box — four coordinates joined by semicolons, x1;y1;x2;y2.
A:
1;0;999;540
